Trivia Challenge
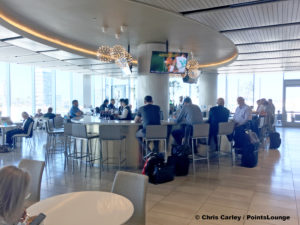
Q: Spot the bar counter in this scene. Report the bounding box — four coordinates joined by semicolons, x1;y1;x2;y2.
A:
71;116;175;168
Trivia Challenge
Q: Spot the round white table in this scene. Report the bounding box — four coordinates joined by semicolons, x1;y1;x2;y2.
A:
27;191;134;225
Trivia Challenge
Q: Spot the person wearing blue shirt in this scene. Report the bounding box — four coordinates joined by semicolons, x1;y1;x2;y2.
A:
69;100;83;118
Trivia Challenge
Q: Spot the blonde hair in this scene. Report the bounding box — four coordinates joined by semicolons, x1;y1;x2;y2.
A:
0;166;30;224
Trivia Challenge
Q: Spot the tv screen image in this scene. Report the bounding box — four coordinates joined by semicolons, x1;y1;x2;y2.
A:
150;51;188;74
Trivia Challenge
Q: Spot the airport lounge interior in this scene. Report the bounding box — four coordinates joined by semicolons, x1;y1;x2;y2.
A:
0;0;300;224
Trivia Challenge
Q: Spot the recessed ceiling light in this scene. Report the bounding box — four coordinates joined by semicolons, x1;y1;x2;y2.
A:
120;25;127;33
101;26;108;33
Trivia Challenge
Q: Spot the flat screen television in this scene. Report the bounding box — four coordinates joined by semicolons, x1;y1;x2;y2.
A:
150;51;188;74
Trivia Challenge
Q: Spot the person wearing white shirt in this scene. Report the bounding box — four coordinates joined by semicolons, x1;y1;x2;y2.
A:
233;97;252;126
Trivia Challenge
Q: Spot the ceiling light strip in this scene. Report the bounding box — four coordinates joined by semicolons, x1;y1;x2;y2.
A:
0;11;97;56
197;51;238;68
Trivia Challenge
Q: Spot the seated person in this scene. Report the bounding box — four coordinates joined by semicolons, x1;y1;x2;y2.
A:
43;107;56;119
69;100;83;118
108;99;116;110
34;109;43;117
0;165;30;225
207;98;230;150
118;99;125;115
135;96;161;155
117;99;132;120
232;97;252;147
6;112;34;147
172;97;203;146
99;99;109;112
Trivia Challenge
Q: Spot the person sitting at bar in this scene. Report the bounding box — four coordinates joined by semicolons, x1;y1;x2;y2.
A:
43;107;56;119
233;97;252;127
135;96;161;154
207;98;230;150
0;166;30;225
232;97;252;147
117;98;132;120
69;100;83;118
108;99;116;110
34;109;43;118
172;97;203;146
118;99;125;115
6;112;34;148
99;99;109;112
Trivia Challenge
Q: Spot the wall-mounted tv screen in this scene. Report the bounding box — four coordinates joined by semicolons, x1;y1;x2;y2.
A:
150;51;188;74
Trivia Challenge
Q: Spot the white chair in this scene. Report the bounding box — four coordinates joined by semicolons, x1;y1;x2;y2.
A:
111;171;148;225
13;121;34;149
218;121;235;166
143;125;168;162
18;159;45;207
191;123;210;174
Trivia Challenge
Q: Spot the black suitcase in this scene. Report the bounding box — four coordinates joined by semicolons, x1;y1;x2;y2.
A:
269;132;281;149
241;144;258;168
168;156;190;176
150;165;174;184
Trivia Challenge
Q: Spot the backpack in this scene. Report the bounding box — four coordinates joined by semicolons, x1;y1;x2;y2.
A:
269;132;281;149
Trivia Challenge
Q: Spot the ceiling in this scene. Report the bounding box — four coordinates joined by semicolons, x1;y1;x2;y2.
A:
0;0;237;76
132;0;300;74
0;0;299;75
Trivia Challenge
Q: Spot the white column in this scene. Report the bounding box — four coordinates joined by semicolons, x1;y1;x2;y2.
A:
83;75;92;107
198;70;218;115
136;43;169;119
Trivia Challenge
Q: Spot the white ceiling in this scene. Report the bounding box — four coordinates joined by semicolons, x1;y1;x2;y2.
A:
0;0;299;75
132;0;300;74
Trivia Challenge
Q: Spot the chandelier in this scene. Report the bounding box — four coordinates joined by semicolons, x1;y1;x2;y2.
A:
185;59;200;79
96;46;111;62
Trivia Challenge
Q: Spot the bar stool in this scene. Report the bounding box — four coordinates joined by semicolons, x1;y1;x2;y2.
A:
99;125;126;171
190;123;210;174
45;119;64;157
218;121;235;166
71;123;99;177
63;123;74;170
143;125;168;162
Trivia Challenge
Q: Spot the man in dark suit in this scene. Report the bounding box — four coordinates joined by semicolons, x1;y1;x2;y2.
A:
207;98;230;150
135;96;161;155
6;112;34;147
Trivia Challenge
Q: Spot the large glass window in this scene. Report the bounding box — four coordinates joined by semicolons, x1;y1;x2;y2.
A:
71;73;84;107
254;72;283;113
56;71;71;115
0;62;9;116
93;75;105;107
34;68;55;114
10;63;33;121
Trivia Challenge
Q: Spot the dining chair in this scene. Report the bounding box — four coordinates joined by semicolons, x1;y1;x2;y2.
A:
12;121;34;149
18;159;45;207
111;171;148;225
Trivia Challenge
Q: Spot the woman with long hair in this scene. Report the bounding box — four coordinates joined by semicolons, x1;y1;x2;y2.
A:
0;166;30;225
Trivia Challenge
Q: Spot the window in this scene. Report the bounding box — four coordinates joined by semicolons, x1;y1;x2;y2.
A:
10;63;33;121
56;71;71;115
34;68;55;114
0;62;9;116
71;73;84;108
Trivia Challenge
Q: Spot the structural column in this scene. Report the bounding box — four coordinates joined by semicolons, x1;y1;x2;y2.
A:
136;43;169;119
83;75;92;107
198;70;218;115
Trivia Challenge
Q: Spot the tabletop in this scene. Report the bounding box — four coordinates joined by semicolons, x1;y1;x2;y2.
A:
27;191;134;225
0;124;17;128
71;116;176;126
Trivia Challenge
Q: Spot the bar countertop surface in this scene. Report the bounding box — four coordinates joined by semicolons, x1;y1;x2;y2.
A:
71;116;176;125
